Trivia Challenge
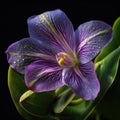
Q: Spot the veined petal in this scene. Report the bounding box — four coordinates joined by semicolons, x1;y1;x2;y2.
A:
76;20;113;64
5;38;56;74
64;61;100;100
27;9;75;53
25;60;64;92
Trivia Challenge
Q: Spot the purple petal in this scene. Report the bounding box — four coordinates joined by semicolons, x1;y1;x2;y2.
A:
27;9;75;53
5;38;56;74
64;61;100;100
25;60;64;92
75;20;113;64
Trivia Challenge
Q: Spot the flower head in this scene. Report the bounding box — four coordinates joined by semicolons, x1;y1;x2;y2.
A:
6;9;112;100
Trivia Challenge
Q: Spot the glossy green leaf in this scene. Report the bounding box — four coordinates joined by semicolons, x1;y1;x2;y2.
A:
96;64;120;120
8;67;59;120
95;46;120;99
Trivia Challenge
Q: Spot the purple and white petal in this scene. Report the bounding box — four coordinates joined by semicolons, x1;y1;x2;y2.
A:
64;61;100;100
75;20;113;64
27;9;75;53
25;60;64;92
5;38;56;74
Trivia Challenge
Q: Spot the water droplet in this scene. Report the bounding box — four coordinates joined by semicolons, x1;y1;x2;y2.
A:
13;61;16;64
98;46;101;49
16;59;19;62
39;14;45;23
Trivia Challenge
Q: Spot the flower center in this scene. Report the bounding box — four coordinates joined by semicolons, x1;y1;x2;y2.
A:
56;52;78;68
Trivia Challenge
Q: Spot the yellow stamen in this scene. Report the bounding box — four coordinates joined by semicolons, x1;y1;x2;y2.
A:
58;53;68;67
56;52;78;68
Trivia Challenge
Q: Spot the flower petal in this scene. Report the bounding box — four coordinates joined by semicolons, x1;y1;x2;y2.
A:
25;60;64;92
27;9;75;53
76;20;113;64
64;61;100;100
5;38;56;74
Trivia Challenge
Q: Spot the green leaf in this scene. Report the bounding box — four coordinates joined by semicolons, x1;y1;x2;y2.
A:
95;46;120;98
8;67;59;120
96;64;120;120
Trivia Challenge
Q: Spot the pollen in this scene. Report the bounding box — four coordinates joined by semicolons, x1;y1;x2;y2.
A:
56;52;77;67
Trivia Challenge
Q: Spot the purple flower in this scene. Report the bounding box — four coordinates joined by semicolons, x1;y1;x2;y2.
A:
6;9;112;100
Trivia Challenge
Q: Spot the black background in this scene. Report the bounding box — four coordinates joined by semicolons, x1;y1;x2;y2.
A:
1;1;119;120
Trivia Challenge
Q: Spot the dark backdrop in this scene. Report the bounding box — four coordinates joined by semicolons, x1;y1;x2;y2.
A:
1;1;119;120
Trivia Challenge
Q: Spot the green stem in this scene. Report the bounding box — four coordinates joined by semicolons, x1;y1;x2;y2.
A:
55;86;68;96
54;89;76;113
